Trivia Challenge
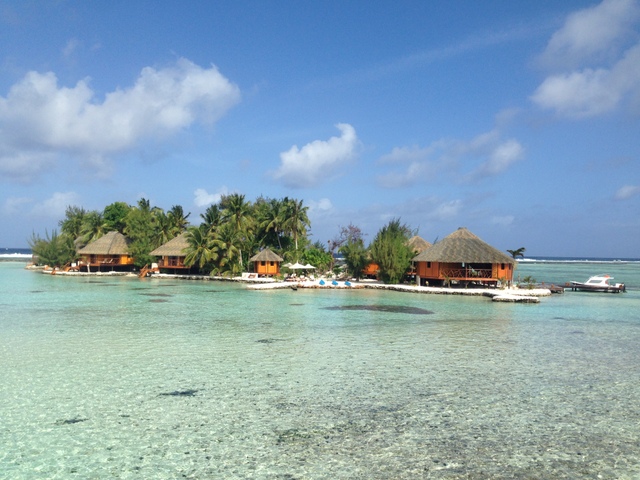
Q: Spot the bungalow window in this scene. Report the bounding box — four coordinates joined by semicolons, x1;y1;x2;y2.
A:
427;262;431;268
501;263;505;270
261;261;266;266
270;261;274;266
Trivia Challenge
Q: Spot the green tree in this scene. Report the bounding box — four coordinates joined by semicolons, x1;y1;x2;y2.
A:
507;247;526;259
256;197;287;250
153;210;173;247
168;205;190;234
124;198;158;267
301;241;333;273
184;225;218;273
220;193;253;270
103;202;131;233
59;206;86;242
80;210;106;244
282;197;310;260
200;203;222;235
211;222;242;275
328;223;364;271
29;230;76;267
339;238;368;280
369;218;414;284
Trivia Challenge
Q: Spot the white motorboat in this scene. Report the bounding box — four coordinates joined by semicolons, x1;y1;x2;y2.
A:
567;274;626;293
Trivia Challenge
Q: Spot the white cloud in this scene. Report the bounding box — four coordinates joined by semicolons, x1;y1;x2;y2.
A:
471;139;524;178
491;215;515;227
539;0;640;68
378;145;434;164
615;184;640;200
532;0;640;118
2;196;32;215
0;58;241;182
273;123;359;188
193;186;228;207
531;68;619;117
30;192;79;218
427;199;463;221
377;123;523;188
308;198;333;212
62;38;80;58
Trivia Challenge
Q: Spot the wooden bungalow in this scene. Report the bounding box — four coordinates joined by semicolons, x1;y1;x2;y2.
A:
412;227;515;287
149;232;192;274
250;248;284;276
77;231;135;272
362;235;432;279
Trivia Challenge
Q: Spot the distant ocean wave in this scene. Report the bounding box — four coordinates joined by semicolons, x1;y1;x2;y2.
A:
0;248;32;260
518;257;640;264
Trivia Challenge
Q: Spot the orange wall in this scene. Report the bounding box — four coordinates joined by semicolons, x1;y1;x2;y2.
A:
363;263;379;276
255;261;280;275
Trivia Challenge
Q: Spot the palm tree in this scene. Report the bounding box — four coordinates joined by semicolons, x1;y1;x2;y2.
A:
258;197;286;250
507;247;526;259
154;210;173;247
200;204;222;235
184;226;217;272
211;223;242;274
283;197;310;259
59;206;86;242
80;211;107;244
168;205;190;234
220;193;252;270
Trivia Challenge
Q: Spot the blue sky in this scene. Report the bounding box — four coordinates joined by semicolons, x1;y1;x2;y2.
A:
1;0;639;257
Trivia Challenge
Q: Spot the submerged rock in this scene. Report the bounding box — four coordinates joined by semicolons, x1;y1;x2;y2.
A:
322;305;434;315
159;389;198;397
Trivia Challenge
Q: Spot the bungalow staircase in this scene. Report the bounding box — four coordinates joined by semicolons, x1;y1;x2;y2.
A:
139;264;152;278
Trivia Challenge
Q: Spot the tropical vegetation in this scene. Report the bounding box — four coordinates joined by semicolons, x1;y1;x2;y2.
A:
30;197;519;286
29;195;316;276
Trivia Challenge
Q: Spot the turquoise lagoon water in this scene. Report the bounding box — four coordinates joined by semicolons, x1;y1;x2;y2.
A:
1;261;640;479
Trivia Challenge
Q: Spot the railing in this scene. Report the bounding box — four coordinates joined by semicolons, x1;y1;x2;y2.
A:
441;268;492;279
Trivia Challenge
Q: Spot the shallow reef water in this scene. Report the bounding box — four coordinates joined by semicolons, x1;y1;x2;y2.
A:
1;261;640;478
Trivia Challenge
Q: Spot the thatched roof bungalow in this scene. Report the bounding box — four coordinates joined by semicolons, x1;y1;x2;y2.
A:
77;231;134;272
250;248;284;276
407;235;432;254
412;227;515;287
149;233;192;273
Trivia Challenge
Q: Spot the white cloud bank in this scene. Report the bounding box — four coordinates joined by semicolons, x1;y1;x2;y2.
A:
273;123;359;188
532;0;640;118
193;186;229;207
615;184;640;200
0;58;241;182
376;122;524;188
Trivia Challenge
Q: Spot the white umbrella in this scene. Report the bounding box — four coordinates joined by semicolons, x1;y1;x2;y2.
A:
303;264;316;269
287;262;306;270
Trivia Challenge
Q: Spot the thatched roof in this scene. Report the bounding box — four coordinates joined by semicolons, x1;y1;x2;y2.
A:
250;248;284;262
412;227;515;264
77;231;130;255
407;235;431;254
149;233;189;257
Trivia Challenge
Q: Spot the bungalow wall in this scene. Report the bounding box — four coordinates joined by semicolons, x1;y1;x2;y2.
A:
159;256;188;268
80;254;134;266
416;261;514;285
362;262;379;278
493;262;514;282
254;260;280;276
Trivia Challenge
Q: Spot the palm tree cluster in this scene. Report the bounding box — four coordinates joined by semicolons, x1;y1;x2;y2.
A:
29;194;319;275
185;194;316;275
30;200;191;268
